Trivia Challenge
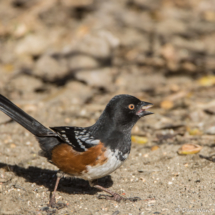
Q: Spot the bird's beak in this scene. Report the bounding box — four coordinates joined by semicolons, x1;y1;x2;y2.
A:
136;102;153;117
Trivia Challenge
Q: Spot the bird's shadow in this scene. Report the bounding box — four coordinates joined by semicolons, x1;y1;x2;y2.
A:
0;162;113;196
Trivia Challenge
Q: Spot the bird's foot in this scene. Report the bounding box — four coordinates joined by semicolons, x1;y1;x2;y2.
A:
48;193;56;208
54;202;67;210
48;174;67;208
48;196;67;209
97;194;141;202
93;184;141;202
126;196;142;202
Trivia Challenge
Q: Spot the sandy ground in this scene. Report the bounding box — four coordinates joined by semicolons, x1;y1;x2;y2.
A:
1;108;215;215
1;0;215;214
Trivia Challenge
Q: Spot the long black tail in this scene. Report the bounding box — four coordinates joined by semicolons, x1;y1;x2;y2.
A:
0;94;60;156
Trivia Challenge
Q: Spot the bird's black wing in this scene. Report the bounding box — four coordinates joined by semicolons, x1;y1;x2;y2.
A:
50;126;100;152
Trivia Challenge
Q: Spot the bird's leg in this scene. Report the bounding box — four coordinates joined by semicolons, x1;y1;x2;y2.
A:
90;180;141;202
94;184;126;202
48;171;63;208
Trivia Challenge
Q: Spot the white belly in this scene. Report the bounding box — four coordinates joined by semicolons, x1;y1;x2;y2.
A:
81;149;129;181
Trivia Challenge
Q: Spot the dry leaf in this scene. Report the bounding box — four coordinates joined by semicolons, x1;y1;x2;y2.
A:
10;143;16;148
170;84;180;92
178;144;202;155
187;128;202;136
198;75;215;87
131;135;148;144
203;11;215;22
161;44;176;61
23;104;37;112
3;64;14;72
160;100;174;110
151;145;159;151
165;91;187;101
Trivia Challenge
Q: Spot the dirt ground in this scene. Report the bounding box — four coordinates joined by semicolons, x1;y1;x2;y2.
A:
1;0;215;214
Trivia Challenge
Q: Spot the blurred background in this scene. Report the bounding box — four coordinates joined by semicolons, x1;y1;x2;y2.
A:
0;0;215;143
1;0;215;213
0;0;215;135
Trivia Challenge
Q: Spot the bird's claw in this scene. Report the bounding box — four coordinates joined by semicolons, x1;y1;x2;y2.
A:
97;194;141;202
48;195;56;208
127;196;142;202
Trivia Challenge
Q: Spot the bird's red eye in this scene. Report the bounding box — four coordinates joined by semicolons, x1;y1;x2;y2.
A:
128;104;135;110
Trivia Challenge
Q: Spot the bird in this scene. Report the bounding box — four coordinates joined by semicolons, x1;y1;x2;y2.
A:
0;94;153;207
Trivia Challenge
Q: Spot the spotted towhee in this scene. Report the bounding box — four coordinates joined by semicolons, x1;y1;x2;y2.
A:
0;94;153;207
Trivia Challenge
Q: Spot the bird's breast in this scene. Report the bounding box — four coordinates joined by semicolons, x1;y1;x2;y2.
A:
81;148;129;181
51;142;129;181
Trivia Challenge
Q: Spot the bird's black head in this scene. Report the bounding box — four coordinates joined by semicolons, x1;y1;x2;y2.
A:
100;94;153;131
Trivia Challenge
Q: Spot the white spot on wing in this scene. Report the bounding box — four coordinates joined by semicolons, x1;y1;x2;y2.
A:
85;139;100;144
75;131;100;146
77;139;86;150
